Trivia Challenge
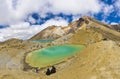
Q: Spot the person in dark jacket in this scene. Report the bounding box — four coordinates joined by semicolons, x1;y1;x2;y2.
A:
51;66;56;73
46;68;51;75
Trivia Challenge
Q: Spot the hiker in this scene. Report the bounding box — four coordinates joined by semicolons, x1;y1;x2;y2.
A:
46;68;51;75
51;66;56;73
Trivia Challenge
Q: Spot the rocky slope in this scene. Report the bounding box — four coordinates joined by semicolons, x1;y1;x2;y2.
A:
0;16;120;79
69;16;120;45
30;25;71;40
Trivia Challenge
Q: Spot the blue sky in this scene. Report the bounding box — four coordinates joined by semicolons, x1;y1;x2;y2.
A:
0;0;120;41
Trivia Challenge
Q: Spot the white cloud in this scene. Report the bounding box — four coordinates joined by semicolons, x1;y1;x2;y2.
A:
111;22;118;25
0;0;48;25
115;0;120;8
48;0;102;15
41;17;68;27
0;18;68;42
0;0;104;25
99;1;119;24
114;0;120;16
101;19;110;24
28;16;36;24
102;5;114;16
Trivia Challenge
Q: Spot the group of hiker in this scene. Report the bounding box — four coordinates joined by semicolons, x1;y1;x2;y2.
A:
46;66;56;75
34;66;56;76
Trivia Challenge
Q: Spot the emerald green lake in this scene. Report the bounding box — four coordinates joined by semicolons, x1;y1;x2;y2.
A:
32;40;54;43
26;45;84;68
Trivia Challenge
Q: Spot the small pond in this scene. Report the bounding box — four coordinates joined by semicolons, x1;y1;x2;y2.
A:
26;44;84;68
32;40;54;43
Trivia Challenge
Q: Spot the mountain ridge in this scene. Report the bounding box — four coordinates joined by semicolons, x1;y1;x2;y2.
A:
29;16;120;42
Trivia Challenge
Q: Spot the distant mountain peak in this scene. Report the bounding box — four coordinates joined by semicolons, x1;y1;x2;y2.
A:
29;16;120;41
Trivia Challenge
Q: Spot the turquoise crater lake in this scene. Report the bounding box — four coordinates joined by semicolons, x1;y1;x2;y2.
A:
32;40;54;43
26;45;84;68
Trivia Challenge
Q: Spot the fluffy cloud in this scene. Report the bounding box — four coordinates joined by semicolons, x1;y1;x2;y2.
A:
115;0;120;8
0;0;104;25
114;0;120;16
103;5;114;16
111;22;118;25
48;0;102;15
0;18;68;41
0;0;48;25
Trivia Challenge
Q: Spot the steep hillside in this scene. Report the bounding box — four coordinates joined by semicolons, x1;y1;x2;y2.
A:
30;25;71;40
69;17;120;45
50;16;120;45
30;17;87;40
